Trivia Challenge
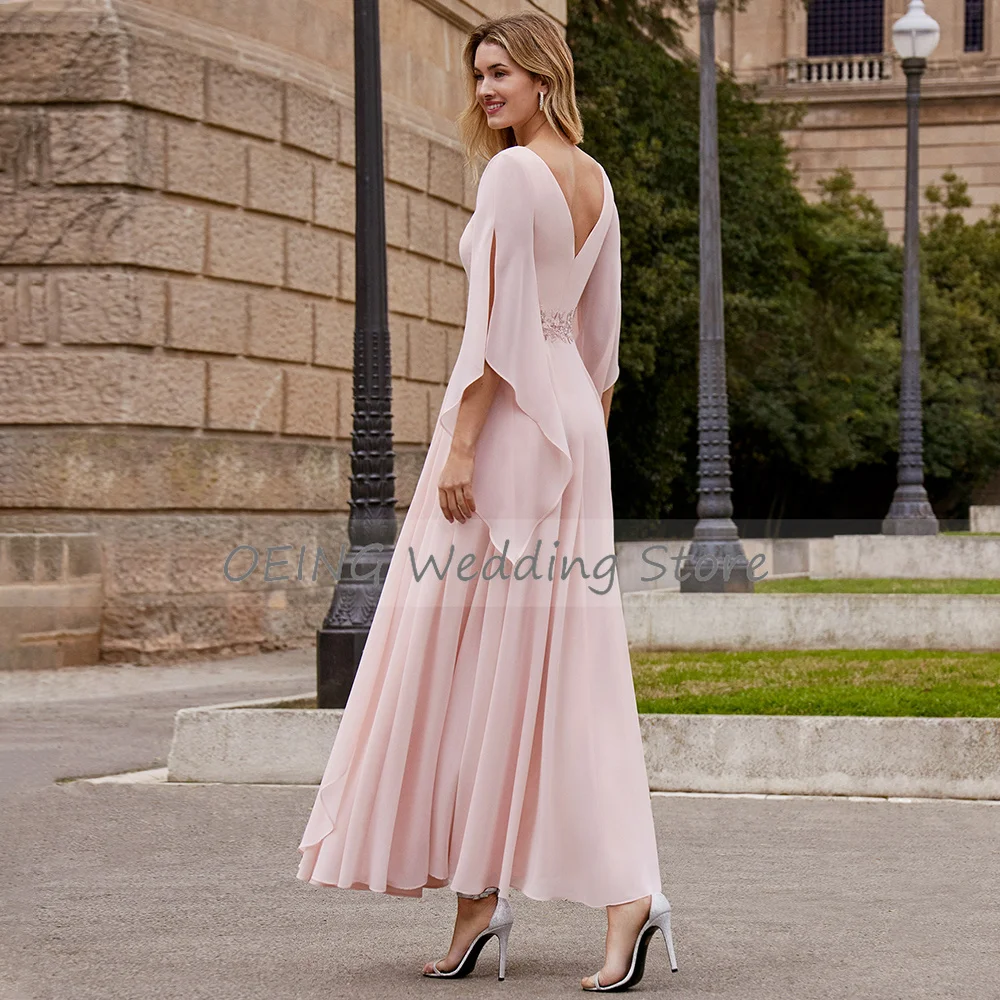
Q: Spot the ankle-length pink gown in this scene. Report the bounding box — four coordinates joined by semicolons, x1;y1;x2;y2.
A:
296;145;663;908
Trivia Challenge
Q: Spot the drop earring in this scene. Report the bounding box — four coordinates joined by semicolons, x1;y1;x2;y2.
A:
538;91;544;110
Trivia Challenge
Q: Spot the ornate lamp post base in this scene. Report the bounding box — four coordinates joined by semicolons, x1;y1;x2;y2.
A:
316;630;366;708
882;485;938;535
679;518;752;593
317;543;395;706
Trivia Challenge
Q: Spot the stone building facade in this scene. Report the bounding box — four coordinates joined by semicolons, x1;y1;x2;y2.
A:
0;0;562;666
681;0;1000;239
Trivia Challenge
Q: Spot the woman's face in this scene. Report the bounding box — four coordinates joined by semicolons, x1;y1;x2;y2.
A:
472;41;545;131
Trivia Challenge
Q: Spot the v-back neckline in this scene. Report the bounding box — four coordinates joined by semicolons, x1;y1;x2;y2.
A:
520;146;607;263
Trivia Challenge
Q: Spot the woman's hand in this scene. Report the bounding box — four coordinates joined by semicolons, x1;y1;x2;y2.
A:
438;443;477;524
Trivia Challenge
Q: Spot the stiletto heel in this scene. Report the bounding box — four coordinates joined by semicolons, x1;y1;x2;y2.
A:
582;892;678;991
423;894;514;981
655;904;679;973
495;920;511;980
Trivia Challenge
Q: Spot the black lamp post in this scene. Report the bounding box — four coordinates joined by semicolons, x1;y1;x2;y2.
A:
316;0;397;707
679;0;752;593
882;0;940;536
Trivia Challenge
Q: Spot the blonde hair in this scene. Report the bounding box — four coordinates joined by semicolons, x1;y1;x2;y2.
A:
456;11;584;174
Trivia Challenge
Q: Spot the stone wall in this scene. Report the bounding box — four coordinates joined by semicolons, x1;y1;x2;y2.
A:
0;0;562;664
779;96;1000;239
0;533;102;669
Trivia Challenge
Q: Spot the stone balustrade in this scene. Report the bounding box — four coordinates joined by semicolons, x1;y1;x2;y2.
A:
785;54;894;85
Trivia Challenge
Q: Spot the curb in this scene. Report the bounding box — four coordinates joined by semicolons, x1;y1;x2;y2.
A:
66;770;1000;805
166;695;1000;800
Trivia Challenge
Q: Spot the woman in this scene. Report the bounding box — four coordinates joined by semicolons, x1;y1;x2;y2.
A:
296;11;678;992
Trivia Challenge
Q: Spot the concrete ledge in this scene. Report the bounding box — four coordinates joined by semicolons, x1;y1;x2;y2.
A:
640;714;1000;799
818;534;1000;579
167;696;1000;799
167;694;342;784
616;537;814;593
615;533;1000;592
623;592;1000;650
971;506;1000;533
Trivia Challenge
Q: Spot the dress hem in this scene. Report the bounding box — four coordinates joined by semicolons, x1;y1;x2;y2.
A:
295;868;662;911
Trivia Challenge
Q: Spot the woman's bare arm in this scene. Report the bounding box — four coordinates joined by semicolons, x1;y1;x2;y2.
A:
438;233;502;524
601;385;613;429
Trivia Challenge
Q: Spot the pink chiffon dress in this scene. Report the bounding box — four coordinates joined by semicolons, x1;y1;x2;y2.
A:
295;144;663;908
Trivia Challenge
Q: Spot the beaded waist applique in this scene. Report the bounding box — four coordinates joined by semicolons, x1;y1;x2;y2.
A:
540;306;577;343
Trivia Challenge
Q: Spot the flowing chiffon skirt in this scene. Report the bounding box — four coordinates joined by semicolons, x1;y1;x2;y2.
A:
296;335;663;908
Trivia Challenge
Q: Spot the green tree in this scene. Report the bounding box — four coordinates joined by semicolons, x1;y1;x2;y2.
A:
919;172;1000;509
568;0;902;522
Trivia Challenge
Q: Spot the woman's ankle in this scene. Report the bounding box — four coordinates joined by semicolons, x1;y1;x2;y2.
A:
457;892;498;919
455;885;499;900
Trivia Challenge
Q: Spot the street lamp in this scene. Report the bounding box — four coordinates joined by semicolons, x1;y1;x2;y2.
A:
882;0;940;536
680;0;752;592
316;0;397;706
891;0;941;60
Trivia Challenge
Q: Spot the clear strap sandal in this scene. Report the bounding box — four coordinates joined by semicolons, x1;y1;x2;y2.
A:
423;893;514;981
583;892;678;991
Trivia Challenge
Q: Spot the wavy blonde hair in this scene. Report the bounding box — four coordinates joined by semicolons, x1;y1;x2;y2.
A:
456;11;584;174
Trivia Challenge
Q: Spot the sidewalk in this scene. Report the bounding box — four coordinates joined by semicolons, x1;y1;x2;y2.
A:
0;649;314;793
2;650;997;999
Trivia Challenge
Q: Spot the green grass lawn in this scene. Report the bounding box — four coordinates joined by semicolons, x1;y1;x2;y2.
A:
632;649;1000;717
755;577;1000;594
279;648;1000;717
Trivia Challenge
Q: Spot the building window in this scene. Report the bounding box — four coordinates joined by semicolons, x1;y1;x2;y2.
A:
807;0;884;57
964;0;985;51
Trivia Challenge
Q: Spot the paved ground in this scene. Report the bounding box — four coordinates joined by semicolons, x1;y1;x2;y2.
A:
2;650;998;1000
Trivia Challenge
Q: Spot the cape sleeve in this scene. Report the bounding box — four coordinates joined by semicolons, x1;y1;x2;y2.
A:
574;199;622;396
435;148;572;568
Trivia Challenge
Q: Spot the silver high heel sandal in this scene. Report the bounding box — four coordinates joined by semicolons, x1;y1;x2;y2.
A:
423;893;514;981
583;892;678;991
